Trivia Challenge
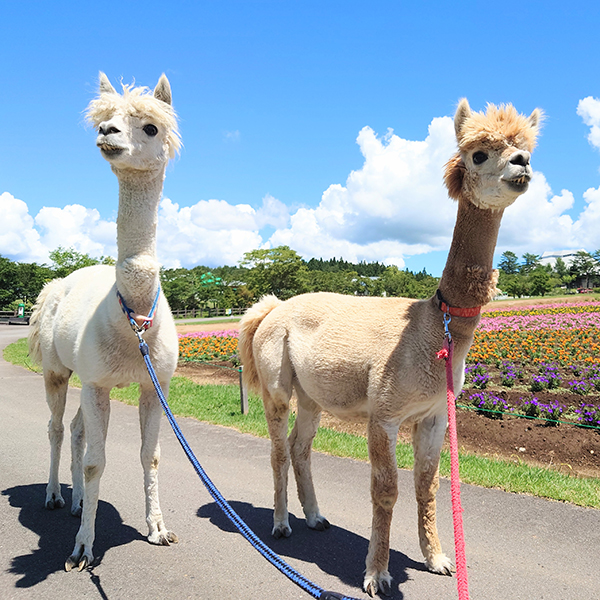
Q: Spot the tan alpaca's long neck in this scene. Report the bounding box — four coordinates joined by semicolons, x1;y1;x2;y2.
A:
438;199;504;311
114;168;165;310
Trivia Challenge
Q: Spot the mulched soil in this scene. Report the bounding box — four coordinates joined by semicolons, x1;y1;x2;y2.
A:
174;360;600;480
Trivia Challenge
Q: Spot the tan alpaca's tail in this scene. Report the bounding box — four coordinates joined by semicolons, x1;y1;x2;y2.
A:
27;279;60;365
238;295;282;392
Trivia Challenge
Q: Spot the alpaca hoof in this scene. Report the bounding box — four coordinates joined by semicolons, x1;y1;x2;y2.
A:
272;524;292;539
148;530;178;546
45;494;65;510
425;553;454;576
308;516;330;531
71;501;83;518
65;548;91;572
363;572;392;597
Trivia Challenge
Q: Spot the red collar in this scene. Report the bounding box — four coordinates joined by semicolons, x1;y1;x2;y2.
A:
435;290;481;318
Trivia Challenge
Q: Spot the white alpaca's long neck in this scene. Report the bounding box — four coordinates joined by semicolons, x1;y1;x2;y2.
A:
114;167;165;313
438;199;504;311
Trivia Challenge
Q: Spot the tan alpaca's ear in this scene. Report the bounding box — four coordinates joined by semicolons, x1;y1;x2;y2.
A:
528;108;544;137
454;98;471;139
444;153;466;200
99;72;117;95
154;74;172;105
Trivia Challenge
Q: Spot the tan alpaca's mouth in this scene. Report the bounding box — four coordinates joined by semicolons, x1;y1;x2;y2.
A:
503;174;530;192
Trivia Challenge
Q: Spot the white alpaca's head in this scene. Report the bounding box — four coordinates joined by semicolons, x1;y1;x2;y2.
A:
86;73;181;173
444;99;543;210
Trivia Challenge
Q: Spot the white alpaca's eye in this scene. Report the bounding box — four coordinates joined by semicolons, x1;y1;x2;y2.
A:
143;124;158;137
472;151;488;165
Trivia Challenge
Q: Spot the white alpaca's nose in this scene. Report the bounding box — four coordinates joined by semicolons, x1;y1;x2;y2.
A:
98;121;121;136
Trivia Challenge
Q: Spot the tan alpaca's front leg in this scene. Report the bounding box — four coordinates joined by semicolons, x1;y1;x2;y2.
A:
289;390;329;531
364;418;399;597
66;384;110;571
43;369;71;511
412;414;453;576
139;383;178;546
264;393;293;539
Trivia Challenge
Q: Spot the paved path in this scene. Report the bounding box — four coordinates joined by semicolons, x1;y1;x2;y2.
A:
0;325;598;600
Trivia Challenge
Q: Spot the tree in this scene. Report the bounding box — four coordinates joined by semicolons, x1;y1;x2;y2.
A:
520;252;541;275
49;246;114;278
569;251;599;289
240;246;309;300
498;251;519;275
529;267;552;297
502;274;529;298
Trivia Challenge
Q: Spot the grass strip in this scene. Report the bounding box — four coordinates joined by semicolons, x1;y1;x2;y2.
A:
5;338;599;509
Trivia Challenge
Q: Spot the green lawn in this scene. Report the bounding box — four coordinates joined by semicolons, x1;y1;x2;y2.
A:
6;337;599;509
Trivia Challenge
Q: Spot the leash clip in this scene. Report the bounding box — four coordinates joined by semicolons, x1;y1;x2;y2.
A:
443;311;452;343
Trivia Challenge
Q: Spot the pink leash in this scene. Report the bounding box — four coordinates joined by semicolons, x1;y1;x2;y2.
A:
437;333;470;600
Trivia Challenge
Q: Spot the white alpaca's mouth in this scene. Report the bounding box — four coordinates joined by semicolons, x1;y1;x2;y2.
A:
98;143;125;157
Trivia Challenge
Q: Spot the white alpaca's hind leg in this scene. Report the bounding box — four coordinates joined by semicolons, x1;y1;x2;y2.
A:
138;383;177;546
66;384;110;572
70;407;85;516
44;368;71;510
412;414;453;576
289;390;329;531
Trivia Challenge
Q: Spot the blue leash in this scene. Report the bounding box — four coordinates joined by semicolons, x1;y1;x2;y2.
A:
126;320;359;599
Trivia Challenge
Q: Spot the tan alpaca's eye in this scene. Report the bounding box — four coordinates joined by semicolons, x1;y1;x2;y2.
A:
143;124;158;137
472;151;488;165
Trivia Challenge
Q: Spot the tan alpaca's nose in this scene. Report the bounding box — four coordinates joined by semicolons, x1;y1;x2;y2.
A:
509;150;531;167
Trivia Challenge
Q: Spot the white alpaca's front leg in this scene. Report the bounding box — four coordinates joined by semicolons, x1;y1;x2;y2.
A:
66;384;110;571
70;407;85;516
139;383;178;546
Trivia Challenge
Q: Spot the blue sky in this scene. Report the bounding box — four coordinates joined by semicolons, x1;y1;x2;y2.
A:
2;1;600;275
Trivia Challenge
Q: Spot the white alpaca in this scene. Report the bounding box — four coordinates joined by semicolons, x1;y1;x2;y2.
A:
239;99;542;596
28;73;181;571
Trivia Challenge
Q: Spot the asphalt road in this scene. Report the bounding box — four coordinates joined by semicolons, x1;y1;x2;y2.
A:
1;324;599;600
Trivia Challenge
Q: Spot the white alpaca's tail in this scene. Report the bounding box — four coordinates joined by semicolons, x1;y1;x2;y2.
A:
238;295;282;392
28;279;61;366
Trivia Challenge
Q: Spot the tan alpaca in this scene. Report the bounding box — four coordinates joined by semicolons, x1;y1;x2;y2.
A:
238;99;542;597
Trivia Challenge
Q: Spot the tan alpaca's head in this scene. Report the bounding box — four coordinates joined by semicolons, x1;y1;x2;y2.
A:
86;73;181;172
444;99;543;210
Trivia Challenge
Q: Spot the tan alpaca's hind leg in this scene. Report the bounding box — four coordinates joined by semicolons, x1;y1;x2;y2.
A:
264;388;293;539
66;384;110;572
139;382;178;546
412;414;453;576
43;368;72;511
364;418;399;597
289;388;329;531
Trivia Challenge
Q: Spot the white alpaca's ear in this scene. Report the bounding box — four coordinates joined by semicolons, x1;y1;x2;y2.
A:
454;98;471;138
99;72;117;95
154;74;172;105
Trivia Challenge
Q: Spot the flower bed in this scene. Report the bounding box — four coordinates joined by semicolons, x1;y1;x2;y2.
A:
178;330;239;362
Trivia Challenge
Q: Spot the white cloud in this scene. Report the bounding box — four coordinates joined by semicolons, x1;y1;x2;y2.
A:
5;98;600;270
577;96;600;151
268;117;459;265
0;192;46;262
